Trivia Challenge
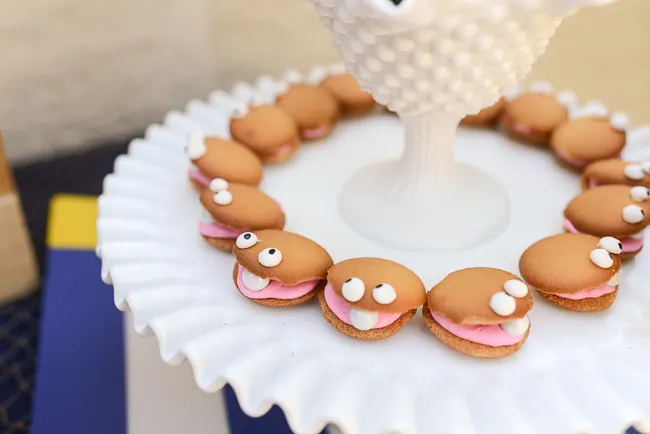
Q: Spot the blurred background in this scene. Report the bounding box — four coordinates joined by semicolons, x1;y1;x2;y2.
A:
0;0;649;433
1;0;650;163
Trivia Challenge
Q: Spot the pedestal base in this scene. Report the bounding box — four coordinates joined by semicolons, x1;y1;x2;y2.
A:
338;160;510;251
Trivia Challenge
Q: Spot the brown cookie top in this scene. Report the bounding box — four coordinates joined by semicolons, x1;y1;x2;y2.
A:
229;105;300;156
327;258;426;314
564;185;650;238
582;159;650;189
199;183;285;232
320;74;376;116
233;229;333;286
188;136;263;186
501;93;568;133
520;233;621;294
427;268;533;326
276;84;340;130
550;117;626;164
461;98;506;127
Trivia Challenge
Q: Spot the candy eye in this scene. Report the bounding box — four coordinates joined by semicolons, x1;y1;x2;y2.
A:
213;190;233;206
642;161;650;174
209;178;229;192
609;112;631;131
590;248;613;269
373;283;397;304
630;186;650;202
235;232;257;249
598;236;623;255
624;165;644;181
186;132;207;160
258;248;282;267
342;277;365;302
623;205;645;224
503;279;528;298
489;292;516;316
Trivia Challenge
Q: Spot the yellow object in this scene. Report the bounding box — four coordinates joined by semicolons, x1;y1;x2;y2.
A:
47;194;98;249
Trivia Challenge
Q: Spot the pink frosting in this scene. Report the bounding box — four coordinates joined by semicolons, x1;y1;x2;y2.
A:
198;221;242;239
302;126;330;140
189;169;211;187
555;149;588;168
563;218;644;253
511;123;532;134
431;311;525;347
236;265;318;300
274;143;294;157
323;284;401;329
555;282;616;300
588;178;598;189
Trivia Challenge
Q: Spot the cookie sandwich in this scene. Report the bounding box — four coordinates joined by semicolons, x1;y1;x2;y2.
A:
232;229;333;307
198;180;285;251
520;233;622;312
275;69;341;140
461;97;506;127
581;159;650;190
550;113;629;171
423;268;534;359
564;185;650;259
229;97;301;165
499;83;570;146
318;258;426;340
319;66;376;117
185;133;263;189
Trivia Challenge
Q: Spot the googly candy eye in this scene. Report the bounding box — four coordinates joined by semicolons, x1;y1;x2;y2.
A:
623;205;645;224
258;248;282;267
642;161;650;174
489;292;516;316
372;283;397;304
213;190;232;206
598;236;623;255
235;232;258;249
529;81;554;95
209;178;229;193
610;112;631;131
624;164;645;181
342;277;365;302
590;248;613;269
503;279;528;298
186;132;207;160
630;186;650;202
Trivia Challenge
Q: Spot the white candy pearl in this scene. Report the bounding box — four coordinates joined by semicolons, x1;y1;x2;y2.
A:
501;316;530;337
590;248;614;269
186;132;207;160
241;269;270;292
624;165;645;181
489;292;516;316
598;237;623;255
630;186;650;202
503;279;529;298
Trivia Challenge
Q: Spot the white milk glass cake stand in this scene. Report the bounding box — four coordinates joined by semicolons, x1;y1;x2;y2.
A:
96;0;650;433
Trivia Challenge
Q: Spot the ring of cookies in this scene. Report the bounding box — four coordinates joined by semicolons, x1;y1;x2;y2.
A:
188;64;650;359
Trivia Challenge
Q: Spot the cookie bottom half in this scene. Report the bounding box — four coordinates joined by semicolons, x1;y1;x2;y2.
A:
422;301;530;359
537;288;618;312
317;291;416;341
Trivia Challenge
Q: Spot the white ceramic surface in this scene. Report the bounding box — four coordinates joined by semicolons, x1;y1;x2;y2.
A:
98;76;650;433
304;0;620;251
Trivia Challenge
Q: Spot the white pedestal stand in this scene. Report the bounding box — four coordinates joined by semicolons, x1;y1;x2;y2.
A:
310;0;618;251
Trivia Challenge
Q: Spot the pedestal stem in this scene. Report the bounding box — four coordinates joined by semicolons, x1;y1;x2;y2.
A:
338;112;510;251
399;113;459;187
